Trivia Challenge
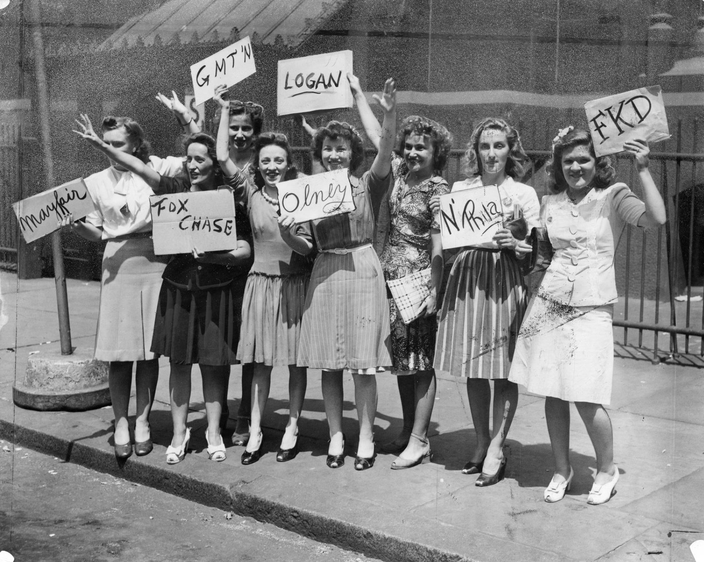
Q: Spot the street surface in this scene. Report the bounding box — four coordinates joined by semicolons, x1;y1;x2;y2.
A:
0;439;381;562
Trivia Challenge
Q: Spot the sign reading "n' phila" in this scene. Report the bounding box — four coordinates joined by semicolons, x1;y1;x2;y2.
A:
439;185;503;250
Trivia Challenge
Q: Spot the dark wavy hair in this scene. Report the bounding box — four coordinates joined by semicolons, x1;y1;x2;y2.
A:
465;118;529;181
547;128;615;193
213;100;265;137
251;132;298;189
312;121;365;172
183;132;224;187
101;116;151;163
395;115;453;174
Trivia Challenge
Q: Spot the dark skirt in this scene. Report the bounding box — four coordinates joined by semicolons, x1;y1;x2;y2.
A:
151;278;246;366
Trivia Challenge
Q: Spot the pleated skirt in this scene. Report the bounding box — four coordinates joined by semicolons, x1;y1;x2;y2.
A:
434;248;527;379
94;237;167;362
509;295;614;404
151;278;246;366
297;247;392;371
236;272;309;367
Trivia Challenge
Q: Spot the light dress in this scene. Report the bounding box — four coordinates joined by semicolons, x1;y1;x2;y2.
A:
509;183;646;404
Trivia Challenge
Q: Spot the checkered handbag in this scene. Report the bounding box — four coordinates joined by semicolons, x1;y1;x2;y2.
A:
387;268;432;325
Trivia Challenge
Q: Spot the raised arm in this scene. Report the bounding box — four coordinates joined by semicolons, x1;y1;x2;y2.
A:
73;114;160;189
348;73;382;151
213;85;239;177
155;90;200;135
370;78;397;179
623;139;667;228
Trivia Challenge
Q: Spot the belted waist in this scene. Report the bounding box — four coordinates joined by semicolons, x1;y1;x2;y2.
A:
107;231;152;241
320;243;372;255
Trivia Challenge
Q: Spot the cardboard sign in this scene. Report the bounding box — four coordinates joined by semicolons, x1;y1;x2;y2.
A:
278;169;355;224
149;189;236;255
584;86;670;157
190;36;256;106
13;178;94;243
439;185;503;250
277;50;353;116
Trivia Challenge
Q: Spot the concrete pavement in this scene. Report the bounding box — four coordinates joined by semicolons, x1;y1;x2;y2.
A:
1;269;703;562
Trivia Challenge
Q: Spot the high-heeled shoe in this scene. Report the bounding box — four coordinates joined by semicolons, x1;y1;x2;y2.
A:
231;416;250;446
378;435;410;455
587;469;619;505
134;424;152;456
390;434;431;470
114;442;133;460
241;431;263;465
206;432;227;462
276;434;299;462
461;457;485;475
544;467;574;503
165;428;191;465
326;434;346;469
475;457;507;487
354;443;376;471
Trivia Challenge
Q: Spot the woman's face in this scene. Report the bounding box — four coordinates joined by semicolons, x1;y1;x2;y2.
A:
478;128;509;177
229;113;255;152
258;144;289;188
102;126;137;171
561;144;596;191
321;136;352;171
186;142;215;188
403;133;434;175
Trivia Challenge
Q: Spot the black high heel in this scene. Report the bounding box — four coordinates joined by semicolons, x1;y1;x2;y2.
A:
475;457;507;487
114;442;133;460
462;458;485;475
354;443;376;471
241;431;263;465
276;435;299;462
326;434;346;469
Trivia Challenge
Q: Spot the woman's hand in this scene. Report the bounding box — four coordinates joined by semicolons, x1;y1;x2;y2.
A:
418;289;438;317
347;73;363;97
73;114;107;150
373;78;396;115
429;195;441;215
277;214;297;238
623;139;650;171
212;85;230;110
296;114;317;138
192;246;206;261
156;91;192;122
58;212;75;231
493;228;520;250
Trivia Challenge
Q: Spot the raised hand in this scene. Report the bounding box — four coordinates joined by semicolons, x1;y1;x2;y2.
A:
296;114;317;138
213;85;230;110
72;114;104;149
347;73;363;97
372;77;396;114
622;139;650;171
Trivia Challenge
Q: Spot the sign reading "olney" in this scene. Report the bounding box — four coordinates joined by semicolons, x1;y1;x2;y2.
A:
277;50;353;116
277;169;355;224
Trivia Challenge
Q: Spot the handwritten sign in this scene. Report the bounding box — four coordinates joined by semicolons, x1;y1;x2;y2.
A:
277;50;353;116
584;86;670;157
439;185;503;250
13;178;94;243
149;189;236;255
190;37;256;106
278;169;355;224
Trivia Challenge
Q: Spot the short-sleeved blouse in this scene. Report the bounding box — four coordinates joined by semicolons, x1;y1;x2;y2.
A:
538;183;645;307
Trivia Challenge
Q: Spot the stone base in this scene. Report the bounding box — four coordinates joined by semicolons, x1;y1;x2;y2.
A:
13;347;111;411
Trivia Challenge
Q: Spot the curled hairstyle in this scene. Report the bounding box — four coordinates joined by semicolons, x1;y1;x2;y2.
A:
312;121;365;172
465;118;528;180
101;116;151;163
547;128;615;193
396;115;453;174
183;132;224;187
251;132;298;189
214;100;265;136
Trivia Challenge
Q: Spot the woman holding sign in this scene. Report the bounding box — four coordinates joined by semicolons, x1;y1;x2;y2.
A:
433;118;539;486
509;128;666;504
74;118;253;465
293;78;396;471
65;115;183;460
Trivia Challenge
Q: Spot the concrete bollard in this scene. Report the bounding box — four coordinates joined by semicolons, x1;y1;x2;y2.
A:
13;346;110;411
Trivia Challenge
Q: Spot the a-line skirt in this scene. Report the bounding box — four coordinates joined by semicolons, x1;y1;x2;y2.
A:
94;236;167;362
434;248;527;379
236;272;309;367
297;247;392;371
509;294;614;405
151;278;246;366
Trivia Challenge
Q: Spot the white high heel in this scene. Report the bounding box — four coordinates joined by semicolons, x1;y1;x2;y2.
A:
587;469;619;505
544;467;574;503
206;432;227;462
165;428;191;465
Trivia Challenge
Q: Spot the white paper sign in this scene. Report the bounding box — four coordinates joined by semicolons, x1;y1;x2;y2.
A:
13;178;94;243
277;50;353;116
439;185;503;250
149;189;236;255
190;37;256;106
584;85;670;157
278;169;355;224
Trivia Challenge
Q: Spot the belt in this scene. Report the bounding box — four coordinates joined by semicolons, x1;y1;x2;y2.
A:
320;243;372;255
109;231;152;241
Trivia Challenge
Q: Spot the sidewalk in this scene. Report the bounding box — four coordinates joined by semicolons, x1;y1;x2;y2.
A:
1;270;703;562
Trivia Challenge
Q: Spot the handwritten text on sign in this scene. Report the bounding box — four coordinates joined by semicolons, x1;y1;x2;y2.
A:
584;86;670;157
278;169;355;224
150;189;236;255
277;50;353;116
13;178;94;243
439;185;503;250
190;36;256;106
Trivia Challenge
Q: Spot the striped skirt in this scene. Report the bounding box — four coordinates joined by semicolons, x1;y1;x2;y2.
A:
297;247;392;371
434;248;527;379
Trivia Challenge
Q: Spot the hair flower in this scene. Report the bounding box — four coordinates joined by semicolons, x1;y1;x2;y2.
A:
552;125;574;148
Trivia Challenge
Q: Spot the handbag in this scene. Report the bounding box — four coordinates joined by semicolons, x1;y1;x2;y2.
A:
521;226;553;276
387;268;432;324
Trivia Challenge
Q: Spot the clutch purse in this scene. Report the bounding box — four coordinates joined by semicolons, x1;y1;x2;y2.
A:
387;268;432;324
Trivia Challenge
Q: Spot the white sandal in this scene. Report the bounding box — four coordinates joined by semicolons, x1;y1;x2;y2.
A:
544;467;574;503
206;432;227;462
165;428;191;465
